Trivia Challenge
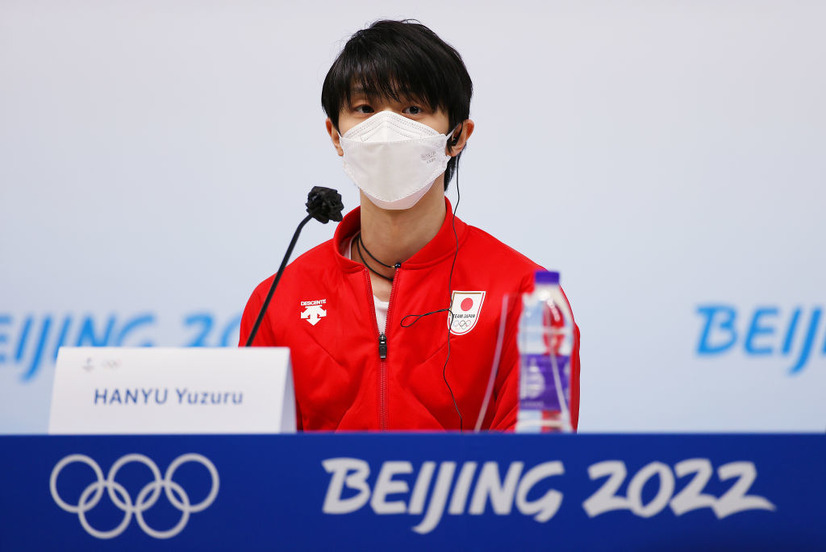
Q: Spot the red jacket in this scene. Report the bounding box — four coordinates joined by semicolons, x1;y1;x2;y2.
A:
240;201;580;431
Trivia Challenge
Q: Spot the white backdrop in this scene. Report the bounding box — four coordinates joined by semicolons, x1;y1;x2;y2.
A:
2;1;824;433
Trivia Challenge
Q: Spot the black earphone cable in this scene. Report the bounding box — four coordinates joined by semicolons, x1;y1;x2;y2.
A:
399;163;463;431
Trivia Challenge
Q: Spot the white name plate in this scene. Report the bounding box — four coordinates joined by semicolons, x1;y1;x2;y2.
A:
49;347;296;434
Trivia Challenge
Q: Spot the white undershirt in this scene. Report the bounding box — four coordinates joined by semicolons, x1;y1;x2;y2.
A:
373;295;389;334
344;236;389;333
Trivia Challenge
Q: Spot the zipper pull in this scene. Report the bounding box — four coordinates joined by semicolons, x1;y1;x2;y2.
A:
378;333;387;360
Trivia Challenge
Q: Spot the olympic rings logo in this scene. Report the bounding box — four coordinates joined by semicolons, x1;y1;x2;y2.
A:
50;453;219;539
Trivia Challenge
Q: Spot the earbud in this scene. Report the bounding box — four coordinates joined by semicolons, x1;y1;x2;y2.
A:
450;123;463;146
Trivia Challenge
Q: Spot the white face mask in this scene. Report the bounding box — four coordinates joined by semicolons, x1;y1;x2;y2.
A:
339;111;453;210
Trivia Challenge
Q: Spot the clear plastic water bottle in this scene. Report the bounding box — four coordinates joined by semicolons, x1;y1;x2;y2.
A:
516;270;574;433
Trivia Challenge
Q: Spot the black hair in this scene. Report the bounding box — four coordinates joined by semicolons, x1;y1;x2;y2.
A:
321;19;473;188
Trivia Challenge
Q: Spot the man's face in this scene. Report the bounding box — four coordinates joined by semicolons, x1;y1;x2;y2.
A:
336;91;451;136
325;88;473;165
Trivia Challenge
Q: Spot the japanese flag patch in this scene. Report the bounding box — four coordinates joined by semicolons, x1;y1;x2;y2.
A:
448;291;486;336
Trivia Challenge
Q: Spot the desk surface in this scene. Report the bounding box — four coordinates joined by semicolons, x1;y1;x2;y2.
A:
0;433;823;551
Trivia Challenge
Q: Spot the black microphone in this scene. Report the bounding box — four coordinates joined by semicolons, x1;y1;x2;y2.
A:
244;187;343;346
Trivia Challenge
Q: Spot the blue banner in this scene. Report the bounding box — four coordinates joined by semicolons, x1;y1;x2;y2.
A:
0;434;823;551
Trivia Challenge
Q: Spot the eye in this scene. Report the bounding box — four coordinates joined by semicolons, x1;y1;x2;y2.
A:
403;106;422;115
353;104;374;114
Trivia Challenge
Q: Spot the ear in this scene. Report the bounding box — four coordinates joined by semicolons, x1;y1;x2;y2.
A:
326;118;344;157
447;119;475;157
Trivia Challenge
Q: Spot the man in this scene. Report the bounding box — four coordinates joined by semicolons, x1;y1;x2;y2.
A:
240;20;580;431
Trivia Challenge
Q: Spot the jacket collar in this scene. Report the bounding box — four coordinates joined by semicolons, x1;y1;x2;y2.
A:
332;197;468;273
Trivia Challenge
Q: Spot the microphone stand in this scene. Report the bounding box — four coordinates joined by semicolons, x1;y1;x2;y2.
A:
244;187;343;347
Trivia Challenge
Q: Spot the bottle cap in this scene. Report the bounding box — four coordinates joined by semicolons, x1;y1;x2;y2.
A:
534;270;560;285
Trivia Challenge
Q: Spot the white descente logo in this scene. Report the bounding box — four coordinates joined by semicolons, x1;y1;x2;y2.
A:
50;453;220;539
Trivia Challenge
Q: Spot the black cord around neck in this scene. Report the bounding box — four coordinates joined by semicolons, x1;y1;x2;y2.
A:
355;234;395;282
358;234;400;269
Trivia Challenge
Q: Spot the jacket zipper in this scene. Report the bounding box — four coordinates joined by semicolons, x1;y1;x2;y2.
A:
362;268;399;430
378;334;387;359
378;331;387;430
381;274;400;430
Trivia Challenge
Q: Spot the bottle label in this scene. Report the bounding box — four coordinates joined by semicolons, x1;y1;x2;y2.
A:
519;353;570;411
